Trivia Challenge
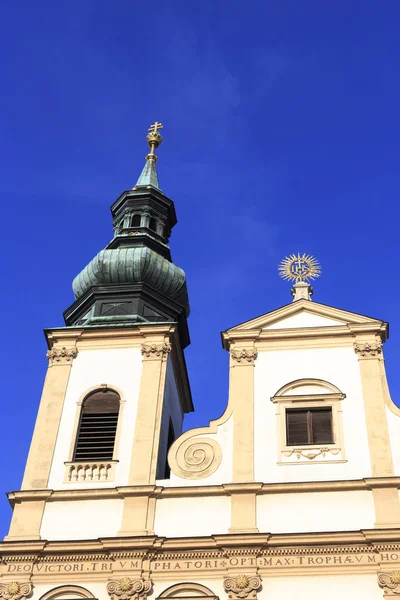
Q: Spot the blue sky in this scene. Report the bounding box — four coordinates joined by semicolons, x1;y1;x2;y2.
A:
1;1;400;536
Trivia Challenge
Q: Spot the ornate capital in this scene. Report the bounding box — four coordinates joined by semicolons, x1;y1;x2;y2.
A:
0;582;33;600
46;346;78;365
354;341;382;358
224;575;261;600
230;348;258;364
378;571;400;594
141;342;171;359
107;578;152;600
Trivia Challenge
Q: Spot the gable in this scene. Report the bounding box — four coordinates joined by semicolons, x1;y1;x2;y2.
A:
226;299;385;333
264;311;345;330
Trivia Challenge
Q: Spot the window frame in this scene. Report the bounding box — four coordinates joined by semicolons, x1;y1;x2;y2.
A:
64;384;125;483
285;406;334;446
271;380;346;465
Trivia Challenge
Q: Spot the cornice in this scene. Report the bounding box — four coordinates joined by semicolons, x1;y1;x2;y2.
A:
8;477;400;507
3;529;400;559
222;323;388;351
45;325;177;349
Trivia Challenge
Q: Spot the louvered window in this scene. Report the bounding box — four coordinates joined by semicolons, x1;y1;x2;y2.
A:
286;408;333;446
73;389;120;461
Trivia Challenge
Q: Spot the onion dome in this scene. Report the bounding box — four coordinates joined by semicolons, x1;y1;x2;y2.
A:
63;123;190;348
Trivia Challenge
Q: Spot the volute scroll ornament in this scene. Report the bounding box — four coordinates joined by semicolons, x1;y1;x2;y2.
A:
378;571;400;594
107;578;152;600
0;582;33;600
169;436;222;480
46;346;78;365
230;349;258;364
224;575;261;600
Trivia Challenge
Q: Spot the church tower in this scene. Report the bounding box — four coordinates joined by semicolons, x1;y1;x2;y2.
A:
2;133;400;600
6;123;193;541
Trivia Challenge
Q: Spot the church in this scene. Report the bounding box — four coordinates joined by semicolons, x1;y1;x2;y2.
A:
1;123;400;600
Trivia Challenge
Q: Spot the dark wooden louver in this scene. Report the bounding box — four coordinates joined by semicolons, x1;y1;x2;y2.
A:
73;389;120;461
286;408;333;446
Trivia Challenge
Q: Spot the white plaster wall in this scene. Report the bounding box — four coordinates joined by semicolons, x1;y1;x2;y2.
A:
157;357;184;480
386;405;400;475
154;495;231;536
48;347;142;489
264;312;344;329
254;346;372;483
40;499;123;540
260;574;381;600
28;575;382;600
257;490;375;533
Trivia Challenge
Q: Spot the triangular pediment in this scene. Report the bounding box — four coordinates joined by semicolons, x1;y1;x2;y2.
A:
227;300;385;332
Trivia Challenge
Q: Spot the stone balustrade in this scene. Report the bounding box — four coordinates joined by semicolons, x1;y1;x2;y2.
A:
64;461;117;483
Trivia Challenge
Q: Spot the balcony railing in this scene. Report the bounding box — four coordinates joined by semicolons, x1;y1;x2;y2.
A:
64;461;118;483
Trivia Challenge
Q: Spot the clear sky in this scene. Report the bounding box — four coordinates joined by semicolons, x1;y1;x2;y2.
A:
1;1;400;537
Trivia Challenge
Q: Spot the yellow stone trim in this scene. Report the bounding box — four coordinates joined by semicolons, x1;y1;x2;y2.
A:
355;337;394;477
223;298;387;333
21;350;75;491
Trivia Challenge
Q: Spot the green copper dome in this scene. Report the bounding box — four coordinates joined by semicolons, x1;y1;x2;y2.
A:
72;246;189;314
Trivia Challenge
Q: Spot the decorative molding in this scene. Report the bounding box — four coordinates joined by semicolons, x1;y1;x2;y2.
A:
282;447;341;461
169;436;222;480
141;342;171;359
378;571;400;594
230;348;258;364
354;341;382;358
0;582;33;600
46;346;78;365
107;578;152;600
224;575;261;600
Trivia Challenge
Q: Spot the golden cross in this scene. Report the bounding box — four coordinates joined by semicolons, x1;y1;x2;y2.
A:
148;121;163;134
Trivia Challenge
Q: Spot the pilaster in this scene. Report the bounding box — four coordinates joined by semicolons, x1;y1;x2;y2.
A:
355;339;400;528
21;346;77;490
229;346;257;483
119;339;170;535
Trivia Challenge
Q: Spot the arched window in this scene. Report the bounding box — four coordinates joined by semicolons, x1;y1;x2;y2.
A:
131;214;141;227
158;583;218;600
39;586;96;600
73;389;120;462
149;217;157;232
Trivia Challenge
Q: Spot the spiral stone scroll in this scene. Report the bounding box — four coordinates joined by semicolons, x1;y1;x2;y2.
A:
378;571;400;594
169;436;222;480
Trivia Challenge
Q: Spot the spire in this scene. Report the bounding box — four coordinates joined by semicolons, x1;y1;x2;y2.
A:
278;253;321;302
134;121;163;190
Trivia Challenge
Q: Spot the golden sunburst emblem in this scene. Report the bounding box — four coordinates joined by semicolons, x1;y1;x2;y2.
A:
235;575;249;589
118;578;134;592
278;253;321;283
390;570;400;585
6;583;20;596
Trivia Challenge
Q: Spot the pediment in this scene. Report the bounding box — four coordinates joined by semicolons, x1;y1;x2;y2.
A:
226;300;385;333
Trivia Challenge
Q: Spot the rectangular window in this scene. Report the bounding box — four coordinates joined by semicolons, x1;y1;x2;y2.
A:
286;408;333;446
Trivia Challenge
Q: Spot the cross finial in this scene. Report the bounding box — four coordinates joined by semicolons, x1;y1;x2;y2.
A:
145;121;164;161
148;121;163;134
